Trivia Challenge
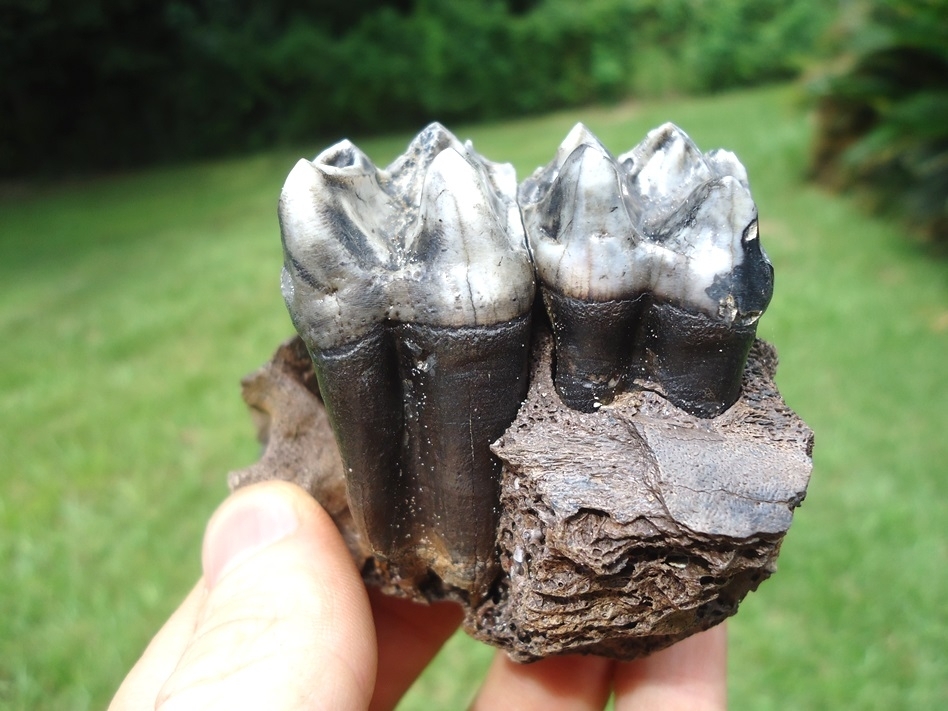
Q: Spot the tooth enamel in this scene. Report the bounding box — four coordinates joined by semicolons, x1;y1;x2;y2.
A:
621;122;712;214
403;145;533;326
643;175;764;322
280;124;533;594
279;152;391;350
282;125;533;342
704;148;750;188
524;139;640;301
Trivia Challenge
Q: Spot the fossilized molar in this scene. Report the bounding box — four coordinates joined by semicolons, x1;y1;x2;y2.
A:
280;123;534;595
279;122;779;602
520;122;774;415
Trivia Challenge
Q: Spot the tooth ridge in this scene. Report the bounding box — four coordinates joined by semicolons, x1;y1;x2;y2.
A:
520;123;612;206
400;146;533;328
705;148;750;188
384;122;467;209
622;124;712;211
524;142;641;302
556;123;609;167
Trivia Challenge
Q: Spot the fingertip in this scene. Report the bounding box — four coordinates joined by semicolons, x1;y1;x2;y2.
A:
202;482;300;588
159;481;377;711
202;481;353;588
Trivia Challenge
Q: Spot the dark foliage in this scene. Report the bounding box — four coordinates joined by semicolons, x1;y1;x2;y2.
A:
1;0;831;177
810;0;948;246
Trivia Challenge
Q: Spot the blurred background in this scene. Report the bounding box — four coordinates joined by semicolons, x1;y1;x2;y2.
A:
1;1;946;709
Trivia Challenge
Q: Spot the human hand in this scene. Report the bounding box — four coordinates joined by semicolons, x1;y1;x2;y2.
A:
110;481;726;710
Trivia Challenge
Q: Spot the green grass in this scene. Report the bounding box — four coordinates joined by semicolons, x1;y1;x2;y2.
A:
1;85;946;710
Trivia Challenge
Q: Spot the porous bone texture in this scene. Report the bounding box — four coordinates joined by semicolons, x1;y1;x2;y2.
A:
466;333;811;660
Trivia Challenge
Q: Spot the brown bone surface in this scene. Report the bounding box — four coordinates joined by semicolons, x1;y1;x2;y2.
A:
230;329;812;662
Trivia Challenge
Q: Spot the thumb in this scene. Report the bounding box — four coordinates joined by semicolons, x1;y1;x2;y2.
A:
145;481;376;711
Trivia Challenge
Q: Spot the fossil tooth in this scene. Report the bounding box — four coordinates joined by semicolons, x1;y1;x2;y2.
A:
280;141;403;562
624;125;773;417
619;123;771;326
520;125;646;412
280;124;534;595
521;123;774;416
239;120;811;662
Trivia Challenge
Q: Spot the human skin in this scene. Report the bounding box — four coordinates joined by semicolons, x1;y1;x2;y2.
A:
110;481;726;711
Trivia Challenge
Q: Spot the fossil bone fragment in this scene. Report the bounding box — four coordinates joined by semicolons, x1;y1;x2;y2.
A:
520;123;774;416
280;124;534;595
239;122;814;662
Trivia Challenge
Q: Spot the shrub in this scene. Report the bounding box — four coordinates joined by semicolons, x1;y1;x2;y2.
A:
0;0;832;177
810;0;948;246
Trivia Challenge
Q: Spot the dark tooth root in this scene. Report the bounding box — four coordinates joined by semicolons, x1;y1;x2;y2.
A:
634;301;757;418
311;317;531;593
543;287;758;417
541;287;646;412
308;326;406;563
395;315;531;592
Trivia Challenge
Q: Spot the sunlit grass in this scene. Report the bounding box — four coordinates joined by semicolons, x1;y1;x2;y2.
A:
1;85;945;710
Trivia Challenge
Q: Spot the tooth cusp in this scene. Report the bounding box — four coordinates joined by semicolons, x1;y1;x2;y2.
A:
620;122;712;209
281;125;534;347
521;127;642;302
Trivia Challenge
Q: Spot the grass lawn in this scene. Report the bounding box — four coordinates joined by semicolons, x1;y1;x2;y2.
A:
1;84;946;710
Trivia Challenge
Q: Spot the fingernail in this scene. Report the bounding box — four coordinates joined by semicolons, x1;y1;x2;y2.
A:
203;490;300;589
